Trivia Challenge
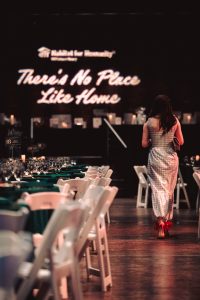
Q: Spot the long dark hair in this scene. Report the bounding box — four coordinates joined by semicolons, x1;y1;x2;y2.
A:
149;94;176;134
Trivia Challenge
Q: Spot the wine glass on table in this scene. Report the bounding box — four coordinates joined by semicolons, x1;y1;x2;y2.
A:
13;160;25;182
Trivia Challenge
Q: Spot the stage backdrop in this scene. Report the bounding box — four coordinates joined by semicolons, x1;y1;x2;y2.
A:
1;12;199;122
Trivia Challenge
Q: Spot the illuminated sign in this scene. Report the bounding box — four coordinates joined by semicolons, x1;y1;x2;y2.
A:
16;48;141;105
17;68;141;105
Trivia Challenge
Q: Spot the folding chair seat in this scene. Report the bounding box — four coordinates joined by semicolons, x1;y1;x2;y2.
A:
134;165;150;208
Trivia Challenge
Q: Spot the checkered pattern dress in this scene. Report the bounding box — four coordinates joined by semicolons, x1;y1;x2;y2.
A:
147;118;178;220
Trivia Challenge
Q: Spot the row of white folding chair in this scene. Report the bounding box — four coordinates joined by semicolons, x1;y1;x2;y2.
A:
83;165;112;179
57;177;112;223
82;185;118;292
16;185;118;299
57;178;116;290
56;174;114;291
0;230;32;300
59;182;118;292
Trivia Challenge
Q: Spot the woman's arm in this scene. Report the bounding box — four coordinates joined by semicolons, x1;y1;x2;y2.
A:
142;122;150;148
174;119;184;145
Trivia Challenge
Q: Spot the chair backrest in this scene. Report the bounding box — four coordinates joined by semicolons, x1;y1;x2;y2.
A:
18;192;71;243
57;178;91;199
83;166;101;179
98;165;110;177
76;185;118;257
0;207;29;233
104;168;113;178
92;176;112;187
22;191;69;211
193;172;200;188
55;180;70;193
98;186;118;219
16;201;86;300
134;165;148;185
178;168;186;183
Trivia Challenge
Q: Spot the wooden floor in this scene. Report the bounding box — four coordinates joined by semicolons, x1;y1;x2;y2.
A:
79;197;200;300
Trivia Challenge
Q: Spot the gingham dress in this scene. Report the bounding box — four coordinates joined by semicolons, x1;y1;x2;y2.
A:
147;118;178;220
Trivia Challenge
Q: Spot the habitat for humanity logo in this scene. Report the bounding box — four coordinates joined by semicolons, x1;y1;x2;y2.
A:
38;47;51;58
37;47;116;62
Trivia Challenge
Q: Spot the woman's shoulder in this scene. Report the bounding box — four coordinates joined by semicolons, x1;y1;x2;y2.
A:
146;117;160;126
173;115;181;126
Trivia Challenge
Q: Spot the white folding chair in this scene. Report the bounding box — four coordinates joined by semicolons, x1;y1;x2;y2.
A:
92;176;112;223
193;172;200;238
173;168;190;209
93;177;112;187
19;191;69;248
81;185;118;292
57;178;91;200
134;165;150;208
18;191;70;299
104;168;113;178
0;207;29;233
83;166;99;179
0;231;32;300
16;201;86;300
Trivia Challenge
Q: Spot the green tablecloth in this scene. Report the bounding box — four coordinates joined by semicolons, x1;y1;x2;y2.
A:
0;164;87;234
0;182;59;234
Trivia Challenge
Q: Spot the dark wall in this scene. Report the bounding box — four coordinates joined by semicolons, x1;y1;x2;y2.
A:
1;11;199;120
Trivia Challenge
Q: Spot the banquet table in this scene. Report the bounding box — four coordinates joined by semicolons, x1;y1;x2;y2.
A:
0;164;87;233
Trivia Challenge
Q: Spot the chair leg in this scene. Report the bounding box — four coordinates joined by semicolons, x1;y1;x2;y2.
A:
198;208;200;239
144;185;149;208
95;223;112;292
182;184;191;208
136;184;143;207
174;183;180;209
106;210;111;224
196;190;200;214
35;282;51;300
85;244;92;280
70;258;83;300
59;278;68;300
137;184;148;208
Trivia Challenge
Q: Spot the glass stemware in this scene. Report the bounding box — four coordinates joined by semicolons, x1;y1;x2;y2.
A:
12;160;25;181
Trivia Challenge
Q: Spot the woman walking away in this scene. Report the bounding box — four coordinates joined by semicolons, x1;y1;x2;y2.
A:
142;95;184;239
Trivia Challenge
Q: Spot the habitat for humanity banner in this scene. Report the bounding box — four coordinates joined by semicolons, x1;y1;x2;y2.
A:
16;47;141;106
